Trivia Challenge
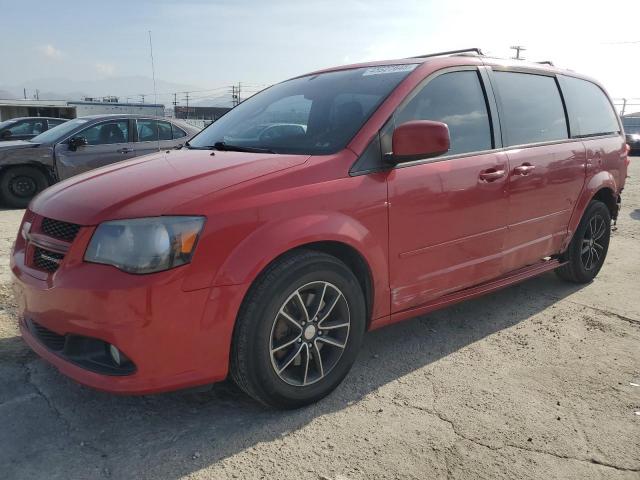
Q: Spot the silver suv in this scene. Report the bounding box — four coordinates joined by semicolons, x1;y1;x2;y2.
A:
0;114;200;207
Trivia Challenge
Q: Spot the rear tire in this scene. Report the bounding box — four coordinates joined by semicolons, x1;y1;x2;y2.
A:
555;200;611;283
230;249;366;409
0;166;50;208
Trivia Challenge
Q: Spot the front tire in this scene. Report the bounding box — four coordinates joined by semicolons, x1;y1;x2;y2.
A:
230;249;366;409
556;200;611;283
0;166;50;208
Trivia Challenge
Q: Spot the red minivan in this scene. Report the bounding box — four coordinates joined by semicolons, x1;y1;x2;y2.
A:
12;49;628;408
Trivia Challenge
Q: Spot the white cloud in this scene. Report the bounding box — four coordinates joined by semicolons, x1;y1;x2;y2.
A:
38;44;63;59
95;62;115;76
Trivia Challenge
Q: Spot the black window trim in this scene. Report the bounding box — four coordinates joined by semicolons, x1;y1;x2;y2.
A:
350;65;500;175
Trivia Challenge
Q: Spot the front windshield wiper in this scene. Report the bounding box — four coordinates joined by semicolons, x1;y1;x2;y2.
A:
212;141;276;154
183;141;215;150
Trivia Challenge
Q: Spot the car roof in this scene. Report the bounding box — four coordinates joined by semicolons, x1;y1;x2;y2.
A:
1;116;68;122
78;114;170;120
297;49;597;85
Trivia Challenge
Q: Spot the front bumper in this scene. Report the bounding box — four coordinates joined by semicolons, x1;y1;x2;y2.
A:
12;252;248;395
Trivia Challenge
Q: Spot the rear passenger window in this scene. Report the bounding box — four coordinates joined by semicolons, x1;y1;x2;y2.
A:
493;72;568;146
395;70;492;155
137;120;173;142
559;76;620;137
172;124;187;139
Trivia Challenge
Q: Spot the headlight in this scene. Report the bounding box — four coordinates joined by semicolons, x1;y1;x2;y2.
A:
85;216;205;274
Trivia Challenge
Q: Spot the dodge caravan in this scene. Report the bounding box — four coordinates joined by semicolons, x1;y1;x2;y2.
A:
12;49;628;408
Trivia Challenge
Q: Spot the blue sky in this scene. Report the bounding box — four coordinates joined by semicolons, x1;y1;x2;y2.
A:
1;0;639;101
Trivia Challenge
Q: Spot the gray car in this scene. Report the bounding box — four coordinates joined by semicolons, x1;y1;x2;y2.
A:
0;114;200;207
0;117;69;142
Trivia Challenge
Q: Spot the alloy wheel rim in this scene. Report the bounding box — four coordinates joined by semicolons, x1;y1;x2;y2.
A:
10;176;37;198
581;214;607;271
269;281;350;387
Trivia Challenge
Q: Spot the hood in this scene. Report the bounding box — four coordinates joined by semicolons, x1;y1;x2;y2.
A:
31;149;309;225
0;140;40;151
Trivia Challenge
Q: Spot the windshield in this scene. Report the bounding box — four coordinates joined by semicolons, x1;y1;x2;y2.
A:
189;64;418;155
30;118;90;144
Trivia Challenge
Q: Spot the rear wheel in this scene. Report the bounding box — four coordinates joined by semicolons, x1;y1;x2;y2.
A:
230;249;366;409
556;200;611;283
0;166;50;208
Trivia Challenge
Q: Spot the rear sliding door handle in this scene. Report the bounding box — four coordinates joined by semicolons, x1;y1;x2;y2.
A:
479;169;506;182
117;147;133;154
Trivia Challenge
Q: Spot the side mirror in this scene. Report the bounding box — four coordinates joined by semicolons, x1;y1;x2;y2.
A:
1;130;11;140
68;136;88;151
388;120;450;164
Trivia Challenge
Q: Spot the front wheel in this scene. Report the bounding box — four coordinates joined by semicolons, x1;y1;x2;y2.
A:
230;250;366;408
0;165;50;208
555;200;611;283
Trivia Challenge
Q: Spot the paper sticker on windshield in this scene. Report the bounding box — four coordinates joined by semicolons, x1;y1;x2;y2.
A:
362;64;418;76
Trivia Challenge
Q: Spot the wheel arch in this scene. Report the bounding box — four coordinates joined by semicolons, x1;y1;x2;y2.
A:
591;186;618;219
213;213;389;329
563;171;619;251
0;162;56;184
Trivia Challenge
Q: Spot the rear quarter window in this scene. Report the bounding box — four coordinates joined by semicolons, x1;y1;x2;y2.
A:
559;76;620;137
492;71;568;146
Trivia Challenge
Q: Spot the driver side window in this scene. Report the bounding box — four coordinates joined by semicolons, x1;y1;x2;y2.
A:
79;120;129;145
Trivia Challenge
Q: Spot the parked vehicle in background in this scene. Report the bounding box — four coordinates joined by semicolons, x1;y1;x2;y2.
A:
0;115;199;207
622;115;640;155
626;133;640;155
0;117;68;141
12;49;628;408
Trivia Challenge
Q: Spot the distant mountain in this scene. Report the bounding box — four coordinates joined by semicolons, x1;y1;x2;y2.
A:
0;76;205;105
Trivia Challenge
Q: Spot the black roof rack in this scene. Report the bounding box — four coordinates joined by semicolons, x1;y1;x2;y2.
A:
409;48;484;59
536;60;554;66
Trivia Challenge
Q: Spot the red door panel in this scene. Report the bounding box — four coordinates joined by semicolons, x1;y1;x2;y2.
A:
503;141;586;271
388;151;510;312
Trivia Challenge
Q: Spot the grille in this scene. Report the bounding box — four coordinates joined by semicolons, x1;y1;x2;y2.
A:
41;217;81;242
33;247;64;273
29;320;66;351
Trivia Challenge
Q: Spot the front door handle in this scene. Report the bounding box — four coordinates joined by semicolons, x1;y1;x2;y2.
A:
479;169;506;182
117;147;133;154
513;163;536;175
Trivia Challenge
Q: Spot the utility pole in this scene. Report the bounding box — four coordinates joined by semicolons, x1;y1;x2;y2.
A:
35;89;40;100
237;82;241;104
140;94;146;104
173;93;178;117
510;45;526;60
184;92;190;119
231;85;237;107
621;98;627;116
23;88;27;100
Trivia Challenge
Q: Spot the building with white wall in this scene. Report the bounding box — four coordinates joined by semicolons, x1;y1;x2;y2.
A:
0;99;165;121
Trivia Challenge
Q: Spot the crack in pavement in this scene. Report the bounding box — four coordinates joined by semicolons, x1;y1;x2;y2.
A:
24;361;112;471
25;362;73;436
543;294;640;326
397;399;640;473
393;374;640;474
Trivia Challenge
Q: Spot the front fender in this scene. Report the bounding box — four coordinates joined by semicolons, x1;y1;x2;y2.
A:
212;212;390;320
562;170;618;250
